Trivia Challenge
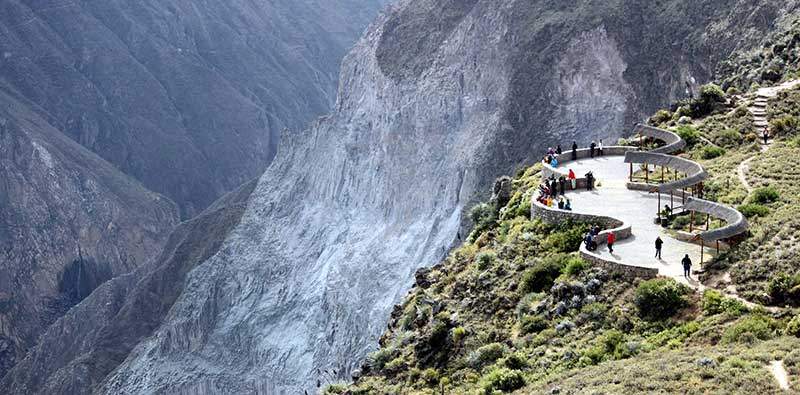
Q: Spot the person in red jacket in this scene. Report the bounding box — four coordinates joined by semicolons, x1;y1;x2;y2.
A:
607;232;615;253
568;169;576;190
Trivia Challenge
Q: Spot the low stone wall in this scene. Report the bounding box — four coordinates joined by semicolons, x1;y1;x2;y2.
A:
634;124;686;154
683;197;748;242
624;151;708;193
580;251;659;279
531;197;630;240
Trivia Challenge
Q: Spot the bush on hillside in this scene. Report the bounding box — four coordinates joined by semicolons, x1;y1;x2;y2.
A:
738;203;770;218
562;256;589;276
771;115;798;136
470;203;497;233
751;187;780;204
650;109;672;126
702;290;747;316
467;343;508;369
475;252;496;271
676;125;700;146
519;314;548;335
786;315;800;337
766;272;800;305
634;278;689;321
700;146;726;159
482;367;525;393
520;254;569;293
721;314;778;344
711;128;742;148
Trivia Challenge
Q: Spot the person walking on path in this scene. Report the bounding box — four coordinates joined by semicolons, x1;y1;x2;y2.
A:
607;232;615;253
568;169;577;190
655;236;663;259
681;254;692;279
590;141;597;158
571;141;578;160
598;139;604;156
763;127;770;145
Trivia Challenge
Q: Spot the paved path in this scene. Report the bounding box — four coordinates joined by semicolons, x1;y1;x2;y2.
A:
769;360;790;391
560;156;713;286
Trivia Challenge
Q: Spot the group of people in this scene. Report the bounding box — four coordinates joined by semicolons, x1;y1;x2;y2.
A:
655;235;694;279
536;175;572;210
583;225;614;253
543;146;562;167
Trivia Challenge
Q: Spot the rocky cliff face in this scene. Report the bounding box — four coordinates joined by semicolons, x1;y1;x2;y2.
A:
0;90;180;379
4;0;797;394
0;0;388;217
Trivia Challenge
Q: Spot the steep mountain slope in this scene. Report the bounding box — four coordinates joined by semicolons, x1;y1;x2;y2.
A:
0;89;180;379
5;0;797;394
0;0;389;217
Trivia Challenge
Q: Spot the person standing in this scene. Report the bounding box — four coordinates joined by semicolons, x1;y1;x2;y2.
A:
558;176;566;195
556;144;563;155
590;140;597;158
655;236;663;259
763;127;770;145
585;171;594;190
568;169;577;190
607;232;615;253
598;139;604;156
681;254;692;279
572;141;578;160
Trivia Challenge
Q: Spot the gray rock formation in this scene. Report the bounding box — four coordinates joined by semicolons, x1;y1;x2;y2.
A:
0;0;389;380
0;90;180;379
4;0;798;394
0;0;389;217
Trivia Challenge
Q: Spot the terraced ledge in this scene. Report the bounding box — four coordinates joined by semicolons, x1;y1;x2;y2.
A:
532;125;748;282
625;151;708;193
542;146;636;187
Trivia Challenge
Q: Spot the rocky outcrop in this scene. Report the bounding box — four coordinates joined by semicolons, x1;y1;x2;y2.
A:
6;0;797;394
0;0;389;217
0;91;179;379
0;178;257;395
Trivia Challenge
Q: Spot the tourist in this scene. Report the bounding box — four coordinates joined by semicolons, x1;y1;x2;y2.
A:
607;231;615;253
589;225;597;237
550;177;559;197
568;169;577;190
557;197;565;209
598;139;604;156
763;127;770;145
572;141;578;160
556;144;563;155
593;224;601;235
585;171;595;190
655;236;663;259
589;234;598;251
590;140;597;158
564;198;572;211
584;233;592;249
547;147;555;155
551;157;559;168
682;254;692;279
558;176;566;195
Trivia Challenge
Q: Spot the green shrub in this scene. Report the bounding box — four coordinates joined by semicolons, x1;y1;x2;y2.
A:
482;367;525;393
503;352;528;370
420;368;440;386
520;254;569;293
322;384;346;394
366;348;395;371
467;343;508;369
584;330;637;365
711;128;742;148
542;226;585;253
671;215;691;230
452;326;467;344
650;109;672;125
766;272;800;305
751;187;780;204
721;314;778;344
770;115;798;136
700;83;726;103
786;315;800;337
519;314;548;334
634;278;689;321
470;203;498;234
475;252;495;271
562;256;589;277
677;125;700;146
738;203;770;218
700;146;727;159
702;290;747;316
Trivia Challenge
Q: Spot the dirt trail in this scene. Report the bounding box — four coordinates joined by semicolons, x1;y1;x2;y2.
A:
769;360;790;391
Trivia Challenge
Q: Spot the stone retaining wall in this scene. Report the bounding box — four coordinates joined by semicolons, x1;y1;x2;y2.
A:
580;251;659;279
542;146;636;184
634;124;686;154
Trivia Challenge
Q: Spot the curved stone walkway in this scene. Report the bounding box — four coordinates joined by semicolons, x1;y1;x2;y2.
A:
554;156;713;286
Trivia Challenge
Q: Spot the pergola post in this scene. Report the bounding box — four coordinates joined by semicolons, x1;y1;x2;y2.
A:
629;162;633;181
658;191;661;215
690;211;694;232
645;164;649;184
661;166;664;183
716;240;720;254
701;240;705;265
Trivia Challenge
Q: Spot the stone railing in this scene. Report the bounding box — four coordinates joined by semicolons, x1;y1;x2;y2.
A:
633;123;686;154
624;151;708;193
683;197;748;242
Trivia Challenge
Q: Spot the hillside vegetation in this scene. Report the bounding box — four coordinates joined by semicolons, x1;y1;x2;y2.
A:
331;16;800;395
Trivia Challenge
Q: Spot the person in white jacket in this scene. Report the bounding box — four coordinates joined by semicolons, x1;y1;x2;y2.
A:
598;139;604;156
